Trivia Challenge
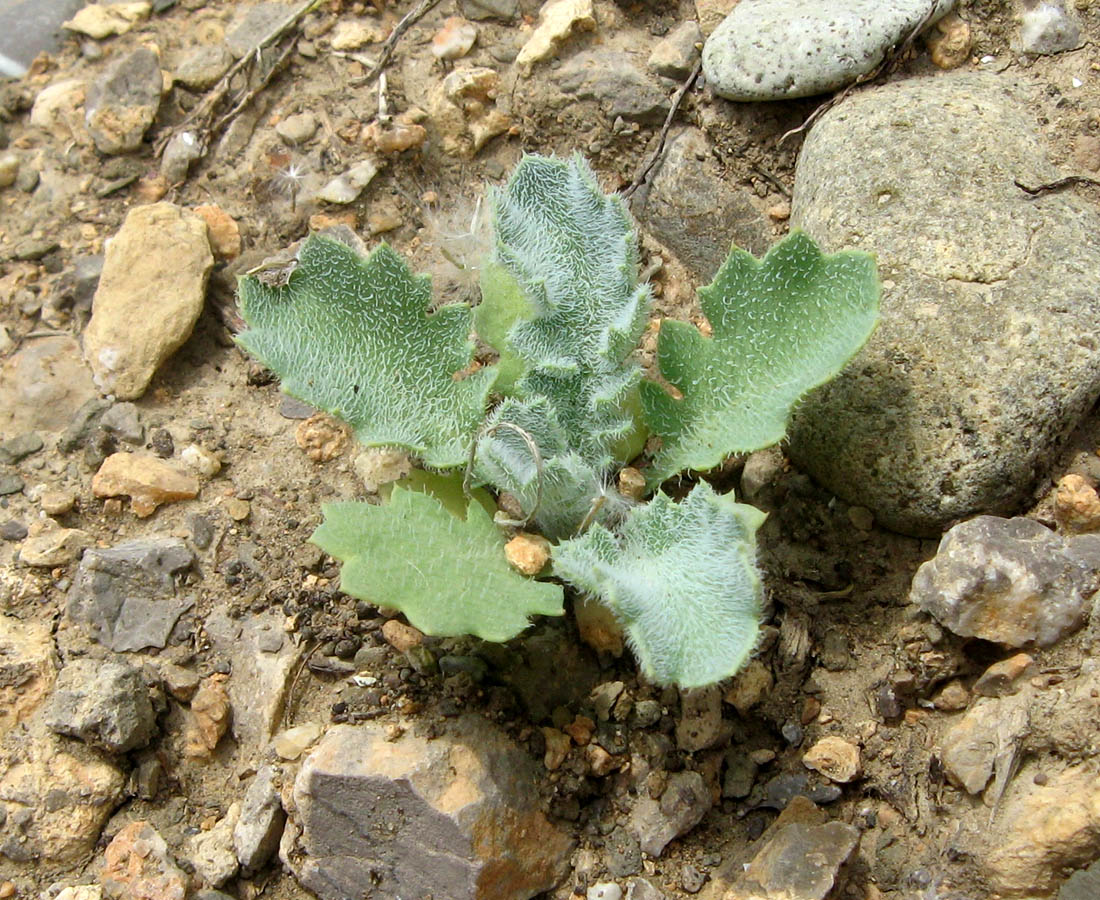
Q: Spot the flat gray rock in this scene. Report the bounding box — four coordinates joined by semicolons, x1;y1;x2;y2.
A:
788;73;1100;535
703;0;954;101
43;658;157;753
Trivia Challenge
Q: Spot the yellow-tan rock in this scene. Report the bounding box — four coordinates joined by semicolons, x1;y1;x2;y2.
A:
92;452;199;517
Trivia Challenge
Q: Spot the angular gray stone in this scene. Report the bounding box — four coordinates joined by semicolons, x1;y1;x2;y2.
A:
788;73;1100;536
100;402;143;445
0;432;43;465
554;50;670;124
186;804;240;887
43;658;156;753
735;821;860;899
174;44;233;90
226;3;295;58
84;48;163;155
1061;859;1100;900
458;0;518;21
703;0;954;101
0;336;97;435
627;770;711;857
648;21;703;80
939;693;1029;796
233;765;285;872
66;538;196;652
290;716;573;900
626;879;667;900
1019;3;1082;56
638;127;769;282
910;516;1100;648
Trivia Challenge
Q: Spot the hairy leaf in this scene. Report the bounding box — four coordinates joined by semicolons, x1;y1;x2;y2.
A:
642;231;879;484
313;486;563;641
238;236;495;469
554;481;765;688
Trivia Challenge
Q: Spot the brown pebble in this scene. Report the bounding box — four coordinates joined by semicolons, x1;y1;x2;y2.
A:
925;12;971;69
295;413;349;462
802;735;862;783
225;497;250;521
0;881;15;899
564;714;595;746
504;532;551;575
381;618;423;653
1054;473;1100;532
193;204;241;260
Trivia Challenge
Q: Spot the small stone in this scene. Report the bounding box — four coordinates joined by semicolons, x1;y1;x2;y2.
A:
66;537;195;652
38;489;76;517
1055;473;1100;531
100;402;143;444
703;0;955;101
19;527;92;567
183;674;231;759
0;615;56;740
233;765;285;871
193;205;241;261
159;662;201;702
329;19;386;50
766;199;792;222
802;735;861;783
724;659;773;715
0;432;43;465
160;131;203;183
381;619;423;653
1074;135;1100;173
848;505;874;531
362;119;428;154
680;865;706;894
353;447;411;492
932;679;970;711
84;47;163;155
273;722;323;760
504;532;551;575
459;0;517;20
1;337;97;435
0;472;23;496
722;749;757;799
290;717;572;899
0;154;18;189
367;207;403;235
225;498;250;521
226;3;296;57
574;594;624;656
516;0;596;73
432;17;478;60
587;885;621;900
625;879;666;900
44;659;156;754
275;111;317;145
64;2;151;38
30;80;88;144
316;158;382;205
175;44;233;90
0;520;28;541
591;681;626;721
695;0;738;36
564;714;595;746
1019;2;1082;55
186;804;240;887
181;444;222;477
100;821;187;900
632;699;662;729
627;770;711;857
910;516;1100;648
940;694;1029;794
972;653;1036;698
93;452;200;517
585;743;619;777
648;21;702;79
83;203;213;399
676;685;725;752
925;12;971;69
730;820;860;900
541;726;571;770
618;467;646;500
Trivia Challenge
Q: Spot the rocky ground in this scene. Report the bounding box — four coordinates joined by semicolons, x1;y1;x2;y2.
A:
3;1;1100;899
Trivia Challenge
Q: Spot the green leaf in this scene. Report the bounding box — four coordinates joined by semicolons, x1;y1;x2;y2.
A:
379;469;496;521
642;231;879;484
312;486;564;641
237;236;495;469
553;481;765;688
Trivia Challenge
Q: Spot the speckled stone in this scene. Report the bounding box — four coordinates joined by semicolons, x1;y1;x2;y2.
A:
703;0;955;101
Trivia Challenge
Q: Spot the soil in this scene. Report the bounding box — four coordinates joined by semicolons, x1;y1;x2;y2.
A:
3;1;1100;898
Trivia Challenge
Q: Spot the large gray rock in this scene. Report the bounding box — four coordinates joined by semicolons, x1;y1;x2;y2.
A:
43;658;156;754
66;538;196;652
731;821;861;899
233;765;285;872
84;48;163;155
788;73;1100;536
289;716;573;900
703;0;954;101
910;516;1100;648
626;770;711;857
637;127;769;283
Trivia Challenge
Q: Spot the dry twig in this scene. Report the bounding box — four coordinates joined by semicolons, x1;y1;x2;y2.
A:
350;0;443;87
1014;175;1100;196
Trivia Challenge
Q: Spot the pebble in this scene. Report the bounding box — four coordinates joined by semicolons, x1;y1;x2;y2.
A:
588;885;622;900
1019;1;1082;55
92;452;200;517
0;520;27;541
788;74;1100;535
234;765;285;871
295;413;349;461
0;615;56;738
515;0;596;73
186;803;240;887
911;516;1100;648
328;19;386;51
940;694;1029;795
0;472;23;496
925;12;972;69
972;653;1036;698
680;865;706;894
40;489;77;516
225;498;250;521
43;659;157;753
29;79;88;144
63;1;151;39
175;43;234;90
161;130;204;182
676;685;725;752
183;674;231;759
504;532;551;575
459;0;518;21
316;158;382;205
432;16;478;60
18;527;92;567
627;770;711;857
648;21;702;79
625;879;666;900
722;750;757;799
731;819;860;899
381;619;424;654
932;679;970;712
703;0;955;101
1;337;97;434
362;119;428;154
181;443;222;477
290;717;572;899
275;111;317;145
193;205;242;260
100;821;187;900
573;593;625;656
1055;473;1100;532
83;203;213;399
723;659;773;715
0;154;17;188
66;537;196;652
554;50;670;124
84;47;163;155
100;402;143;445
226;3;297;58
801;735;861;783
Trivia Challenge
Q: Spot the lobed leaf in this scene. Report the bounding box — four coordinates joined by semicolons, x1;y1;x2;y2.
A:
553;481;765;688
312;486;563;641
642;231;879;484
238;236;495;469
